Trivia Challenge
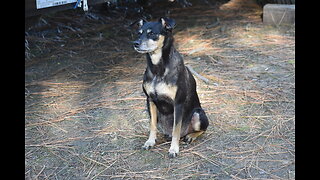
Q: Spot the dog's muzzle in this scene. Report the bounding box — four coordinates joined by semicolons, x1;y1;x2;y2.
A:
133;40;149;53
133;40;141;48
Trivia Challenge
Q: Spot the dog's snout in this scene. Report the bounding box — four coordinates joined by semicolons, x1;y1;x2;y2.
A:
133;40;141;47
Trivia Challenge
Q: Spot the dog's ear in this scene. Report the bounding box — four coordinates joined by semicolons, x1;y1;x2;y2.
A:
130;19;146;29
160;17;176;31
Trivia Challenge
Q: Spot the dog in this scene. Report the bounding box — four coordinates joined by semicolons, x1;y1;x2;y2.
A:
132;17;209;158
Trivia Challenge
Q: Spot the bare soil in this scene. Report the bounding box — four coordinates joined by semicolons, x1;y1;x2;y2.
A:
25;0;295;179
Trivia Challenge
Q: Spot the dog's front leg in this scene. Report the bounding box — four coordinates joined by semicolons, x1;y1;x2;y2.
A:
142;100;157;150
168;103;183;158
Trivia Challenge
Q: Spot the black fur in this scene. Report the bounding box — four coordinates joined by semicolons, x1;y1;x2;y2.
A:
133;18;209;157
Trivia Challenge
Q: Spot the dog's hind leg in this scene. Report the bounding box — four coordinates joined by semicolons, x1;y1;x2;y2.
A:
183;108;209;144
183;131;205;144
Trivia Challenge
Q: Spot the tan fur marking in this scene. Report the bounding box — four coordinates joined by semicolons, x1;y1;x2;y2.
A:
185;131;205;143
143;101;158;149
150;49;162;65
155;82;177;100
149;35;165;65
149;101;157;138
187;131;204;139
169;120;182;155
143;81;154;95
143;79;177;100
192;113;201;131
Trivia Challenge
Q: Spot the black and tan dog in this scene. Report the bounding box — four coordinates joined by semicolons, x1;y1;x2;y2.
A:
132;17;209;158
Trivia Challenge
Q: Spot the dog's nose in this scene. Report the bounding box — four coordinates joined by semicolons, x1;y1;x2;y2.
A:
133;40;141;47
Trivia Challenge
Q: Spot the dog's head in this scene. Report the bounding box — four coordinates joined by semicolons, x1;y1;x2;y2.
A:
131;17;176;53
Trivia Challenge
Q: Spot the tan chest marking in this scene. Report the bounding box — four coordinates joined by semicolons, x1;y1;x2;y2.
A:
150;50;162;65
148;35;165;65
144;78;177;100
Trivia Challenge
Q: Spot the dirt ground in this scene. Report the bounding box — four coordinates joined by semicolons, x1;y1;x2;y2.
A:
25;0;295;179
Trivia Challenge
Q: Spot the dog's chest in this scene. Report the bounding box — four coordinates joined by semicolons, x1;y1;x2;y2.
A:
143;76;177;101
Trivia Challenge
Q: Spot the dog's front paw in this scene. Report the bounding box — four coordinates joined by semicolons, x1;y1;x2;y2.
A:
168;145;179;158
142;139;156;150
168;151;178;158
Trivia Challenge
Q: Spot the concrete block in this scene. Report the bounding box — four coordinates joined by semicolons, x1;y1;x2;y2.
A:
263;4;295;26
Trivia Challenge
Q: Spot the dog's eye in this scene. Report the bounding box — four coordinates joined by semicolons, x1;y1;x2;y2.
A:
148;32;158;38
138;29;143;35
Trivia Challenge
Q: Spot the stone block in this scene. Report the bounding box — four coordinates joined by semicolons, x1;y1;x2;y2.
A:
263;4;295;25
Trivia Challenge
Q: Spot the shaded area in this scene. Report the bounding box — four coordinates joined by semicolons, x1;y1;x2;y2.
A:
25;0;295;179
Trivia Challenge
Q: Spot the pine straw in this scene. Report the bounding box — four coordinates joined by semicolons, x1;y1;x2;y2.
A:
25;0;294;179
